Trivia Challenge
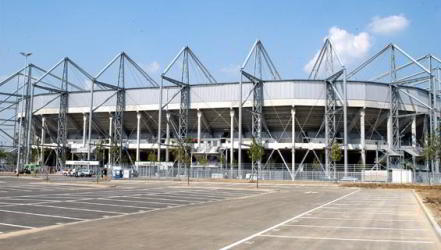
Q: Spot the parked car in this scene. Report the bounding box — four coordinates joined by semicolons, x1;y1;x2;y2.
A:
75;168;94;177
60;169;71;176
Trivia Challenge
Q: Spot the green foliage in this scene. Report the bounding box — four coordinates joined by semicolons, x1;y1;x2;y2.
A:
0;149;8;160
147;151;157;162
196;155;208;165
219;154;225;164
172;145;192;165
95;140;106;162
330;142;342;163
109;142;119;164
312;158;321;170
423;131;440;162
247;138;264;163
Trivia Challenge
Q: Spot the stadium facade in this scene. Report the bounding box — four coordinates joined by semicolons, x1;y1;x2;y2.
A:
1;40;440;179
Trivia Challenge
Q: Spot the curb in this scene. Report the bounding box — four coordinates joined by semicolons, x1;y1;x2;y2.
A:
413;190;441;242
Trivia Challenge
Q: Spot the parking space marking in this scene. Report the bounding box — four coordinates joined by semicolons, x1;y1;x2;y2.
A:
0;209;84;221
321;207;416;212
96;197;182;207
282;224;427;231
0;180;272;237
258;234;434;244
0;222;34;229
300;216;420;222
219;189;360;250
310;210;416;216
28;204;127;215
70;201;157;210
104;197;181;206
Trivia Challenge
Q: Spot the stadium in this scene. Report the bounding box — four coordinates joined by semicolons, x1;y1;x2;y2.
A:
0;39;440;181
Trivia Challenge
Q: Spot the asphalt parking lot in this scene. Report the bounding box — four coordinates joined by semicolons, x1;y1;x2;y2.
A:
0;177;440;250
223;189;441;250
0;177;264;236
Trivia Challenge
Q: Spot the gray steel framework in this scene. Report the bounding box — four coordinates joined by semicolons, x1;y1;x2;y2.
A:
308;38;348;177
240;40;281;176
0;40;439;177
158;46;216;164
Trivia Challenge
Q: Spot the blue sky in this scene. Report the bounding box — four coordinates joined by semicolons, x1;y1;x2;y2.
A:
0;0;440;83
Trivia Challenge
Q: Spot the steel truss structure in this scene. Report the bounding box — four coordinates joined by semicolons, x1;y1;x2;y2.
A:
240;40;282;176
308;39;348;178
158;46;216;166
0;40;439;177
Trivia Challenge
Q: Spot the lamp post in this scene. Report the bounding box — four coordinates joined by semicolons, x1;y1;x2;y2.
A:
16;52;32;175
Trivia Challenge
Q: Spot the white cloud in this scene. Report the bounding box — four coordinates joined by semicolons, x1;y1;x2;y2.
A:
368;14;409;35
304;27;371;73
143;61;160;74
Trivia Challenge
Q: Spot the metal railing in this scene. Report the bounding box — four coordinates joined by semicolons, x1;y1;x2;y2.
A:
4;163;441;185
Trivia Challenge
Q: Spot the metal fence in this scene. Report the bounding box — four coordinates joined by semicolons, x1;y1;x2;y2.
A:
132;166;441;185
3;164;441;185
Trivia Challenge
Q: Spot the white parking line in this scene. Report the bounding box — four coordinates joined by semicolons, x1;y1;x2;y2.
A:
0;222;34;229
116;196;181;206
299;216;420;222
148;193;219;200
332;203;417;207
70;201;156;210
135;195;210;203
310;210;415;216
219;189;360;250
28;204;126;215
282;224;427;231
97;197;181;206
0;209;84;221
322;207;415;212
258;235;434;244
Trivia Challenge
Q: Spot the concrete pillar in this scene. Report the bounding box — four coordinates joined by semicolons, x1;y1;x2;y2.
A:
412;115;417;174
360;108;366;166
291;107;295;180
424;116;429;171
411;115;417;148
82;113;87;147
136;112;141;162
108;114;113;165
197;109;202;147
41;116;45;165
230;109;234;176
165;112;170;162
387;114;392;150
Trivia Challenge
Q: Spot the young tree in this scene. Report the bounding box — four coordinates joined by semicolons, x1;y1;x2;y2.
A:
330;142;342;163
219;153;225;168
109;142;119;166
247;138;264;165
330;142;342;180
312;158;321;170
171;140;193;185
95;140;106;163
247;137;264;187
423;131;440;168
0;149;7;162
196;155;208;166
146;151;157;177
95;139;106;182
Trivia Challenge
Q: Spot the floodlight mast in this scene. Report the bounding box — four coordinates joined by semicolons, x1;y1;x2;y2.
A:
16;52;32;174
